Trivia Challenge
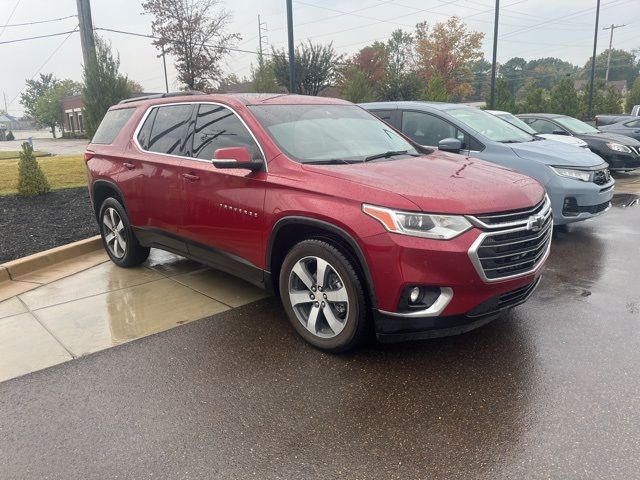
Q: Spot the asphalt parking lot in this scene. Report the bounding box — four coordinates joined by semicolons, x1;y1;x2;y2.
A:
1;195;639;480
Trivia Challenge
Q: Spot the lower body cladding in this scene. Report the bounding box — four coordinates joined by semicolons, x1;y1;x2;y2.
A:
362;222;550;342
547;177;614;225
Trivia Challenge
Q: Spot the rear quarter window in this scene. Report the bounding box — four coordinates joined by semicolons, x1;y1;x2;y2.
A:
91;108;135;144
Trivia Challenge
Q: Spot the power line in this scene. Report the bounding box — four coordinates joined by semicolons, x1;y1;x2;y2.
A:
0;14;77;28
0;29;79;46
0;0;22;38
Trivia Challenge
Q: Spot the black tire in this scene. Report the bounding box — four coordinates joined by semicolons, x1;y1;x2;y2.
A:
279;239;368;352
98;197;150;267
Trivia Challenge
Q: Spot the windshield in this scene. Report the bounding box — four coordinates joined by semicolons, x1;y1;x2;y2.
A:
249;104;418;163
448;108;534;143
496;113;538;135
554;116;599;135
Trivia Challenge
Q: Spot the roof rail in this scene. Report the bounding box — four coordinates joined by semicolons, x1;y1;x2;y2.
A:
118;91;206;104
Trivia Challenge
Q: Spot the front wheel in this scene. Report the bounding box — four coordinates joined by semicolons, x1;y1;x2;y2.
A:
279;239;368;352
99;197;150;267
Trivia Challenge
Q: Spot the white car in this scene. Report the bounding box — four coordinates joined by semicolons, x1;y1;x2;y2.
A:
487;110;589;149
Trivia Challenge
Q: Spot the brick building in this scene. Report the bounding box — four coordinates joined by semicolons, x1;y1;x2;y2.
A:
61;95;85;134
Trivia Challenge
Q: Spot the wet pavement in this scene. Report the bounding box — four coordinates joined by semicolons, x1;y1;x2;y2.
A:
1;199;639;479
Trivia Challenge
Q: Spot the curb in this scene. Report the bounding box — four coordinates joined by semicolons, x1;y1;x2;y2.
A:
1;236;102;280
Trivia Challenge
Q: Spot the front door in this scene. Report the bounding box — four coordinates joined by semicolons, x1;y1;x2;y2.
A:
179;103;267;281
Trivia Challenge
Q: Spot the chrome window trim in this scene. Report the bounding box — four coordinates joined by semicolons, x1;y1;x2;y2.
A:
467;218;553;283
131;101;268;172
466;194;551;230
378;287;454;318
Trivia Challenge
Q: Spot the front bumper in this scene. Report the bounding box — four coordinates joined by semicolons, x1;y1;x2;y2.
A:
547;176;614;225
374;277;541;342
600;151;640;171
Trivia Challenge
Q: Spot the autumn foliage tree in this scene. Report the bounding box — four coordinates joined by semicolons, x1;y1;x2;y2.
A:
415;17;484;99
142;0;240;91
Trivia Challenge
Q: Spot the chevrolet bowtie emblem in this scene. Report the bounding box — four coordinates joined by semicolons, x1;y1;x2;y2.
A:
527;214;545;232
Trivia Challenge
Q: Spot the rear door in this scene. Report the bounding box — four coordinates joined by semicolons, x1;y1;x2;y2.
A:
179;103;267;279
119;103;194;252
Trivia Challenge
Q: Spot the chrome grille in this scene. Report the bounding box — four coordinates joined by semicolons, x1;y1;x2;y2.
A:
473;198;546;226
468;196;553;282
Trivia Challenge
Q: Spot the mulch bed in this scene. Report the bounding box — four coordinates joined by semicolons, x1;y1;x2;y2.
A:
0;187;99;263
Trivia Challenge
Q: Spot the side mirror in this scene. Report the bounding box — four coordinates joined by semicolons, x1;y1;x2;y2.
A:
552;129;568;136
438;138;463;154
212;147;261;171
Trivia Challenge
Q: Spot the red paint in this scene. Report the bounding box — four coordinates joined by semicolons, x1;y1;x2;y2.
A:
86;94;547;316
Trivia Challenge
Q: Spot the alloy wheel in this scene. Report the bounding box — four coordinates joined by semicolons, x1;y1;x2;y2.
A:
288;256;350;339
102;207;127;259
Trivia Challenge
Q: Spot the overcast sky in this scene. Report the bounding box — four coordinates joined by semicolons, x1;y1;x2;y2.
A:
1;0;639;115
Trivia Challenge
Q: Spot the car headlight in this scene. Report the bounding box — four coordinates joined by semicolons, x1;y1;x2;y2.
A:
550;166;591;182
362;204;472;240
606;142;631;153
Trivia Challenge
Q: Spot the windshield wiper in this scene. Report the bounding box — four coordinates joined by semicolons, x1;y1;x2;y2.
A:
307;158;359;165
364;150;418;162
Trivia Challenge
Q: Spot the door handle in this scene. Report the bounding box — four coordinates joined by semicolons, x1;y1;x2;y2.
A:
182;173;200;182
123;163;135;170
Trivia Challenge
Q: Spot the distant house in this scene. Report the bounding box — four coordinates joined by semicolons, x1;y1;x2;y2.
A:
61;95;85;134
0;112;20;130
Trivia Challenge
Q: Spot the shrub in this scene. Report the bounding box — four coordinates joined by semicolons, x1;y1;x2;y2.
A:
17;142;50;196
6;131;15;141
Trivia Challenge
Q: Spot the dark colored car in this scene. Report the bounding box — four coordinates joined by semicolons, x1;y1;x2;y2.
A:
599;117;640;142
518;113;640;172
85;92;550;352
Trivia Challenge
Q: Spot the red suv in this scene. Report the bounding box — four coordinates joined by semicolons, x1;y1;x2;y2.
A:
86;93;551;352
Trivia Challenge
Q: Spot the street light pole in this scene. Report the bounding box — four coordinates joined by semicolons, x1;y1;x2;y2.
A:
489;0;500;109
286;0;296;94
587;0;601;120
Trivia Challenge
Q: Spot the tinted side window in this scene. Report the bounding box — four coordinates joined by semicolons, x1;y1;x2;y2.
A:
370;110;394;124
525;118;556;134
401;111;457;146
146;104;193;155
92;108;135;144
136;108;157;150
192;104;261;160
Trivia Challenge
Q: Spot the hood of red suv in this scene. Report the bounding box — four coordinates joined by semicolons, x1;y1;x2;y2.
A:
302;154;544;215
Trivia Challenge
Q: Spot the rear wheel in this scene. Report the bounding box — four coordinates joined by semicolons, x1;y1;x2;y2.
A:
279;239;368;352
99;197;149;267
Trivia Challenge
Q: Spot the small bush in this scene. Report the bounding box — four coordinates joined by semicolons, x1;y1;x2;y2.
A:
6;131;15;141
17;142;50;196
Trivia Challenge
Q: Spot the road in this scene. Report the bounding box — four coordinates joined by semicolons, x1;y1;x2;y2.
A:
1;197;639;480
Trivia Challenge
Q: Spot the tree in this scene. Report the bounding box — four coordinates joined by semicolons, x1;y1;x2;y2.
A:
251;58;278;93
581;49;639;88
521;81;548;113
422;71;449;102
414;17;484;99
626;77;640;112
82;37;133;138
500;57;527;96
33;80;82;137
340;67;377;103
597;85;623;114
469;58;491;100
20;73;58;119
127;79;144;94
489;77;515;112
142;0;240;91
17;142;49;196
272;41;342;96
549;77;579;116
376;29;422;101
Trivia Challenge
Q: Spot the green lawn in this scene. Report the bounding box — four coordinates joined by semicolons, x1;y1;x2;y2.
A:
0;156;87;196
0;150;49;160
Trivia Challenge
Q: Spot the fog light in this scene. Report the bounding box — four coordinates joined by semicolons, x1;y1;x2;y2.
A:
409;287;421;304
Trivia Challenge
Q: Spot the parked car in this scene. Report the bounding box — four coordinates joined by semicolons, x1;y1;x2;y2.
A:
86;93;551;352
487;110;589;148
518;113;640;172
599;117;640;141
361;101;614;225
595;105;640;127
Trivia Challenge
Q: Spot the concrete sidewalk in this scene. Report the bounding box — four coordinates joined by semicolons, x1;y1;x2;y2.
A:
0;249;267;382
0;138;87;156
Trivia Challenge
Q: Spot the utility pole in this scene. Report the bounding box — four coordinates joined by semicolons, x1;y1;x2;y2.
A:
286;0;296;94
76;0;96;66
603;23;626;81
587;0;601;120
257;14;268;60
161;44;169;93
3;92;7;114
489;0;500;109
